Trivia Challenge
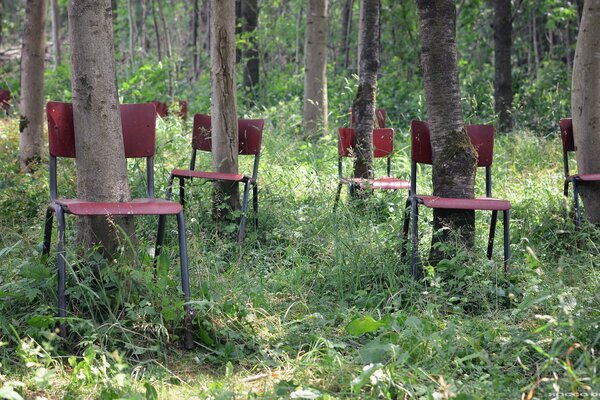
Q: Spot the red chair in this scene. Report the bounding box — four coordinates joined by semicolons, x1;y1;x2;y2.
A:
350;107;387;128
168;114;264;243
405;120;511;279
42;102;194;349
0;89;10;115
333;127;410;210
559;118;600;227
152;100;188;120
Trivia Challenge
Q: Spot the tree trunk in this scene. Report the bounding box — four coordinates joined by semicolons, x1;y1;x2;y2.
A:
151;0;162;61
294;5;304;72
202;0;211;70
416;0;477;262
211;0;240;217
68;0;134;253
340;0;354;70
0;1;3;46
352;0;379;181
494;0;513;133
572;0;600;223
191;0;199;79
19;0;47;173
141;0;148;60
156;0;173;97
50;0;61;68
127;0;136;69
241;0;259;92
303;0;328;139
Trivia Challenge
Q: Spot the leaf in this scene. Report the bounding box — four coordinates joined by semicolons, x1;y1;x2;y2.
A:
0;386;24;400
359;339;403;364
275;380;297;396
346;315;384;336
27;315;56;329
144;382;158;400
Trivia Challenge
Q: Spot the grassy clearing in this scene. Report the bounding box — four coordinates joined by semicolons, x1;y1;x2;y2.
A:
0;111;599;399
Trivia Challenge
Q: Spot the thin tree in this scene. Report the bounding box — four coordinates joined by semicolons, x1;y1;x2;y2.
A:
191;0;200;79
352;0;380;182
339;0;355;70
303;0;328;138
494;0;513;132
241;0;259;92
19;0;47;172
416;0;478;262
127;0;136;69
51;0;61;68
151;0;163;61
211;0;240;216
68;0;134;252
571;0;600;223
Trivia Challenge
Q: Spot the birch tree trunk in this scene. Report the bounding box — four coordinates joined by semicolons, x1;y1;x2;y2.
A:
572;0;600;222
68;0;134;253
303;0;328;139
494;0;513;132
352;0;379;181
416;0;478;262
211;0;240;217
19;0;47;172
51;0;61;68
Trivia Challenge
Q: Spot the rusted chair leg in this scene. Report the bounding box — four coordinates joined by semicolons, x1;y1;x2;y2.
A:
333;182;343;212
42;208;54;256
573;180;581;228
154;215;167;269
56;207;67;338
410;198;421;280
400;196;411;261
503;210;510;273
238;181;251;244
486;210;498;259
176;211;194;350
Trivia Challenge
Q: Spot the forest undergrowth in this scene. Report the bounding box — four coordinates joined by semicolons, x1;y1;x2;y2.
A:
0;108;599;399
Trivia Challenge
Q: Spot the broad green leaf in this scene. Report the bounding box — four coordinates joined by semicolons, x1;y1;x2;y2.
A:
345;315;384;336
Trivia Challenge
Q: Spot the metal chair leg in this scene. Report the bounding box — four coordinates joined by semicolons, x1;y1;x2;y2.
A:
42;208;54;256
176;211;194;350
573;180;581;228
410;198;420;280
56;207;67;337
563;179;569;197
252;184;258;228
179;177;186;207
154;215;167;269
238;181;251;244
166;175;175;201
333;182;343;212
400;196;411;261
486;210;498;259
503;209;510;273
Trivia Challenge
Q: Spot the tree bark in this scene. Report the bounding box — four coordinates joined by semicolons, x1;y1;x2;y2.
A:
127;0;136;69
151;0;162;61
241;0;259;92
211;0;240;217
340;0;355;70
572;0;600;223
51;0;61;68
156;0;173;97
68;0;134;253
494;0;513;133
19;0;47;173
303;0;328;138
352;0;379;181
416;0;477;262
191;0;199;79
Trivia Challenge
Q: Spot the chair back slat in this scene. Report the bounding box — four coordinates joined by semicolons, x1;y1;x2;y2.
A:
47;102;156;158
192;114;264;155
560;118;575;152
410;120;494;167
152;101;169;118
338;127;394;158
350;108;387;128
0;89;10;111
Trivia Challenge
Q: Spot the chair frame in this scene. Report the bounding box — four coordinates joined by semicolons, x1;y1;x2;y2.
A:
559;118;600;227
0;89;10;115
42;101;194;349
168;114;264;243
333;127;410;211
403;120;511;279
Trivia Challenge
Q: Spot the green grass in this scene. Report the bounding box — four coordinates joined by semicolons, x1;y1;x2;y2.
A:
0;112;599;399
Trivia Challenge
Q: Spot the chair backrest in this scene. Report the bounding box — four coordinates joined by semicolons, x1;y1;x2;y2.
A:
410;120;494;167
191;114;264;155
152;100;188;120
410;120;495;196
338;127;394;158
46;101;157;198
0;89;10;111
350;108;387;128
559;118;575;152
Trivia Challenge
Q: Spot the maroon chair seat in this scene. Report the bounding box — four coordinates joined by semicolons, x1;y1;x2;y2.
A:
51;198;183;215
170;169;247;182
559;118;600;227
402;120;511;279
334;127;410;210
168;113;265;243
42;101;194;349
415;195;511;211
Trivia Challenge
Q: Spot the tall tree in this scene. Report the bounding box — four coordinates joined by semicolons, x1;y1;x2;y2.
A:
50;0;61;68
303;0;328;138
241;0;259;91
494;0;513;132
211;0;240;216
68;0;134;252
571;0;600;223
352;0;380;181
416;0;478;261
339;0;355;70
19;0;47;172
